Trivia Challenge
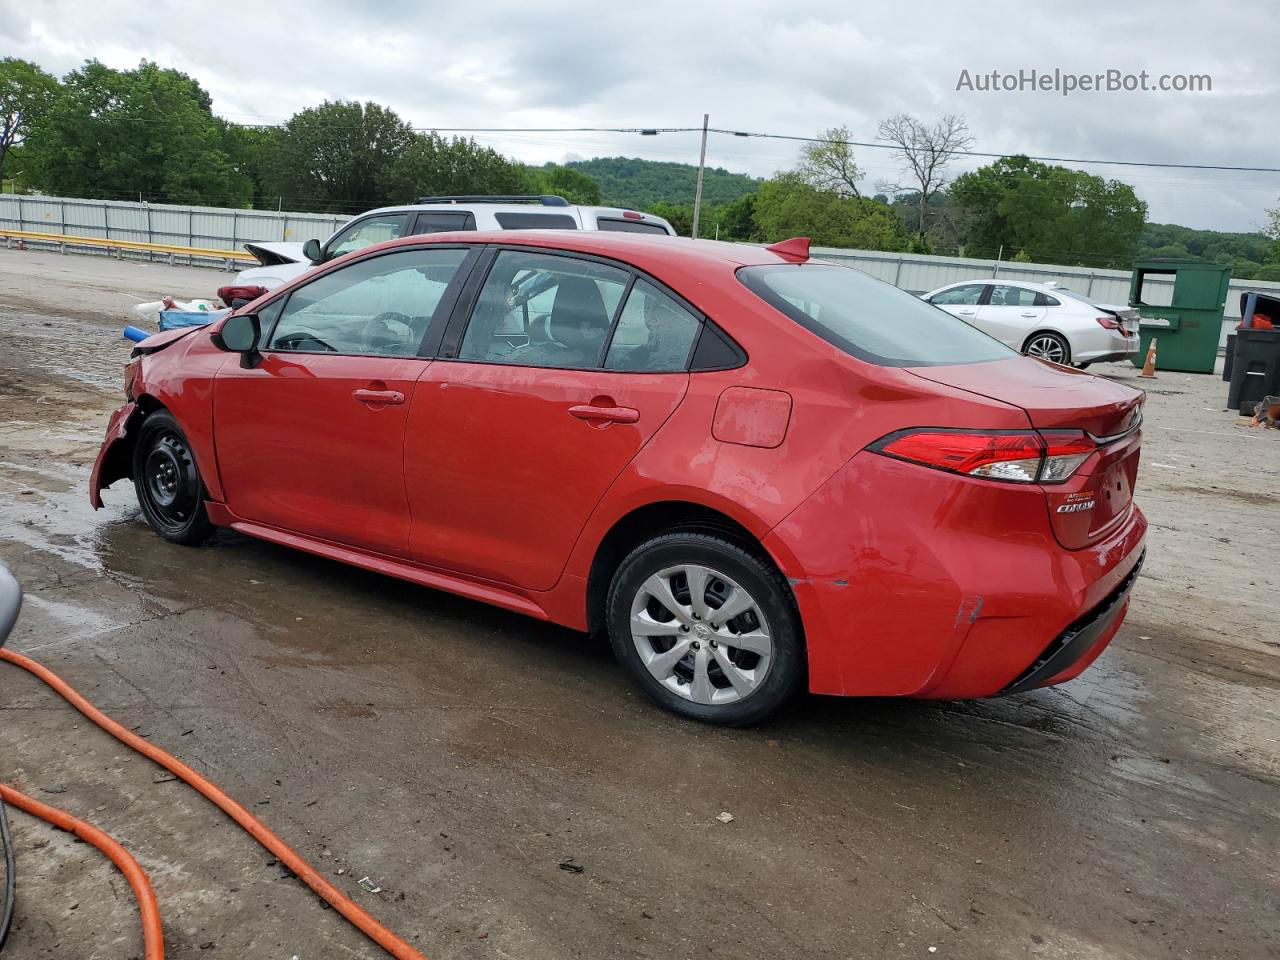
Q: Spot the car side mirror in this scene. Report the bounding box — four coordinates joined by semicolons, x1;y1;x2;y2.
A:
214;313;262;368
303;238;323;264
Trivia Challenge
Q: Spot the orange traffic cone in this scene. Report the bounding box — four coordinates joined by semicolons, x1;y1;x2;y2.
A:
1138;337;1157;378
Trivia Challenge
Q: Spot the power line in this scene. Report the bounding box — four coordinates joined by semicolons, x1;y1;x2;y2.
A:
35;115;1280;174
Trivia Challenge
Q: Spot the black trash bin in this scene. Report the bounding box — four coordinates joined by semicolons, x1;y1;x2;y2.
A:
1227;293;1280;413
1228;329;1280;413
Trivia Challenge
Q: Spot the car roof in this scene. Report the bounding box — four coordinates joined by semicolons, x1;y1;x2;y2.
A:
355;229;797;272
935;277;1059;293
358;201;668;221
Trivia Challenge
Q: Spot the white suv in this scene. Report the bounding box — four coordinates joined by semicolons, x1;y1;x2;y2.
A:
223;196;675;301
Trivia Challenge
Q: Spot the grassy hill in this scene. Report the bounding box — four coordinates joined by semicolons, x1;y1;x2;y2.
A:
565;156;761;210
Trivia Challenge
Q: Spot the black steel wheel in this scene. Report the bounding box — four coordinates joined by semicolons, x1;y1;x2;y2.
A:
132;410;214;545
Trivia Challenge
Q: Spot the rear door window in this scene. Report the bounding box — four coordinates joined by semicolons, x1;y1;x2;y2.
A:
412;212;477;234
739;264;1014;367
604;280;701;371
493;212;579;230
988;285;1039;307
458;250;629;369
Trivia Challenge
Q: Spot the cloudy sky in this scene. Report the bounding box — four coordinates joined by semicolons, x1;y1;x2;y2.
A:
3;0;1277;232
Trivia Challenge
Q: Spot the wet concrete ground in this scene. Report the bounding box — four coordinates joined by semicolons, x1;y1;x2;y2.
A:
0;248;1277;959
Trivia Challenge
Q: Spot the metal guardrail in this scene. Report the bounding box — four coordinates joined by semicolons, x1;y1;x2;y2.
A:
0;228;255;266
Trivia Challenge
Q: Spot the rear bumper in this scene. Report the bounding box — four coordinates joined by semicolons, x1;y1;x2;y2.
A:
998;552;1142;695
1077;333;1139;364
764;451;1147;699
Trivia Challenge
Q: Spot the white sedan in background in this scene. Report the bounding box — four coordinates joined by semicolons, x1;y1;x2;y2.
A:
922;279;1140;368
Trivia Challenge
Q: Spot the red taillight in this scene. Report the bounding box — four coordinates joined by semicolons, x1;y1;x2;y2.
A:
872;429;1097;484
217;284;268;308
622;210;644;220
1095;315;1121;330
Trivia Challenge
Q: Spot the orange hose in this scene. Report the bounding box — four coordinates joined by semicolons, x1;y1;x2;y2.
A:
0;781;164;960
0;647;428;960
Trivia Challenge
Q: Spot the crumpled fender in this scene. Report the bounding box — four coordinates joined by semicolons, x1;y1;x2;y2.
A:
89;401;138;509
131;326;202;356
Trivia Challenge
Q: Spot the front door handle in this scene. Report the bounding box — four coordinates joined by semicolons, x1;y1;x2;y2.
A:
353;388;405;405
958;309;976;316
569;403;639;424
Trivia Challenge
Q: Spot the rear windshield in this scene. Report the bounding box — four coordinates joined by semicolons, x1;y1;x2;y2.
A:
596;217;671;235
738;263;1015;367
494;212;578;230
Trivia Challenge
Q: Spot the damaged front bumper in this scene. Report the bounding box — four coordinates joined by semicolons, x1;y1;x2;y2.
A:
89;401;138;509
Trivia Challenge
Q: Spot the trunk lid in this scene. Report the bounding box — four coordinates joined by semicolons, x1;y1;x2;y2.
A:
908;356;1142;437
243;241;307;267
908;356;1144;549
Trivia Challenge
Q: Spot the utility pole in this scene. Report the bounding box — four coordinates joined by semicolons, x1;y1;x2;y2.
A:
691;113;709;239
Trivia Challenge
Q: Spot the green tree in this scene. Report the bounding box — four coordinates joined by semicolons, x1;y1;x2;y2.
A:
26;60;250;205
647;201;693;236
564;156;759;209
950;156;1146;269
265;100;415;213
224;124;283;208
716;192;759;241
0;58;58;181
526;163;602;205
753;173;907;250
797;126;863;198
385;132;528;201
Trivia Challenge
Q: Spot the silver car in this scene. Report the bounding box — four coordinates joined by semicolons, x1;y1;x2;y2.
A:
923;279;1140;368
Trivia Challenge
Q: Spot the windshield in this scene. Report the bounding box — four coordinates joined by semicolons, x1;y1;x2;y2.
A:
739;263;1015;367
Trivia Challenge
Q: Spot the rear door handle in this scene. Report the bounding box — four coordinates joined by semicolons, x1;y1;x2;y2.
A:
569;403;639;424
958;309;976;316
1020;311;1038;318
353;388;405;405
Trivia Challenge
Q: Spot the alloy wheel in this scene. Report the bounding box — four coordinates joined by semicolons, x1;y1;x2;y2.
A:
629;564;773;705
1025;334;1068;365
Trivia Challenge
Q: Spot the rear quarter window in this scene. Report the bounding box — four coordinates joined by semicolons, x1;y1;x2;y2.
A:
595;218;672;235
493;212;579;230
739;263;1015;367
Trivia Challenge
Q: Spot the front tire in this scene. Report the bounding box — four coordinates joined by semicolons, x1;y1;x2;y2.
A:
132;410;214;545
1023;331;1071;366
606;533;804;726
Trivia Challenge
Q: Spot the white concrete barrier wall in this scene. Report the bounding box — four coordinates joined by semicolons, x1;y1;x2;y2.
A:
5;192;1276;344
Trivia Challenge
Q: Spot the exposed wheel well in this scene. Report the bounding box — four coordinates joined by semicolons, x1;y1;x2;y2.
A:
99;394;166;488
585;501;785;636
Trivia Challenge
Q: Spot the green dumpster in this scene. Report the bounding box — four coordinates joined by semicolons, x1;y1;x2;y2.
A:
1128;259;1232;374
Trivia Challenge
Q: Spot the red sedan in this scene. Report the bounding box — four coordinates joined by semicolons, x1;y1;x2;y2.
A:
91;231;1146;725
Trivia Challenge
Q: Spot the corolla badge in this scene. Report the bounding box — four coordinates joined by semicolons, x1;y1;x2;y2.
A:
1057;500;1096;513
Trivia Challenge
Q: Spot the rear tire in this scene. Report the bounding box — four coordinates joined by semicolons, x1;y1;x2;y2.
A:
132;410;214;546
606;532;804;726
1023;331;1071;366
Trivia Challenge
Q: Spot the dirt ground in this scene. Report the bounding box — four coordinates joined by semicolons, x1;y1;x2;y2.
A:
0;247;1277;960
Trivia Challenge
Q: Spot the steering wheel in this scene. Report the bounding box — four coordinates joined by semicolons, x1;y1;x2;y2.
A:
359;311;417;354
273;328;337;352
